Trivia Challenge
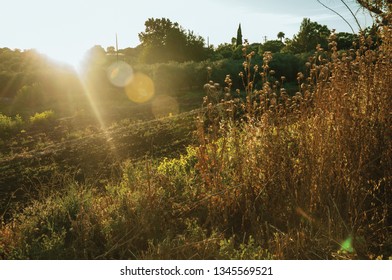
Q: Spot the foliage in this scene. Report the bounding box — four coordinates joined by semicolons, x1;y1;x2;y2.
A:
268;52;305;82
0;113;23;138
285;18;331;53
138;18;208;63
214;44;244;60
29;110;55;127
336;32;359;49
258;40;285;54
236;24;243;47
0;48;32;98
186;31;210;62
13;83;51;114
277;32;285;42
0;48;85;117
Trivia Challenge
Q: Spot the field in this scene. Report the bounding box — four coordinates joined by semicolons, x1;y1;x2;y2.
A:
0;24;391;260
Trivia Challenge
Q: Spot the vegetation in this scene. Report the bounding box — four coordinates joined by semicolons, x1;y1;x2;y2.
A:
0;113;23;139
138;18;209;63
0;6;391;260
284;18;331;53
236;24;243;47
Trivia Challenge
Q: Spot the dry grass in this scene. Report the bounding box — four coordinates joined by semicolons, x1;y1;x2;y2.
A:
195;27;391;259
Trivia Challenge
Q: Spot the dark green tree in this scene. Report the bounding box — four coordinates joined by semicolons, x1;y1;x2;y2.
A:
259;40;285;54
214;43;235;59
336;32;359;49
236;23;243;46
277;31;285;42
138;18;187;63
285;18;331;53
186;31;208;61
138;18;207;63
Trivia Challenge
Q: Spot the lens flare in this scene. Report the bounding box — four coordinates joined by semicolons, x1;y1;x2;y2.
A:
125;73;155;103
152;95;179;118
107;61;134;87
340;236;354;253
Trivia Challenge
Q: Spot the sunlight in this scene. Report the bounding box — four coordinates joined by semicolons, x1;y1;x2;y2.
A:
77;74;120;161
38;47;85;71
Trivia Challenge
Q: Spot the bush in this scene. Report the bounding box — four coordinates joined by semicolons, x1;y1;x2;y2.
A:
0;113;23;138
268;52;305;83
29;110;55;127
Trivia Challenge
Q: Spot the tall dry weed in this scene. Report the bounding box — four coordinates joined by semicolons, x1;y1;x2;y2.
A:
196;26;391;259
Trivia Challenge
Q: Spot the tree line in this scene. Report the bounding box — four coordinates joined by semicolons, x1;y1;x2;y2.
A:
1;0;389;118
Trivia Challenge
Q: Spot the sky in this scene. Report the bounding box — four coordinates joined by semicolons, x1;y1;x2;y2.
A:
1;0;374;68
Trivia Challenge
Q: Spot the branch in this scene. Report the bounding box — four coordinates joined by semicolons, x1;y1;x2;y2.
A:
340;0;363;31
356;0;384;16
316;0;356;33
356;0;391;25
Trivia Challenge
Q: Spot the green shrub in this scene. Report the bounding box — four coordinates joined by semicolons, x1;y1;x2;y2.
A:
157;146;197;191
0;113;23;138
29;110;55;127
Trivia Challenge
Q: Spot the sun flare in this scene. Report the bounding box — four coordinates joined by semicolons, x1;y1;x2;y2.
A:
39;47;85;70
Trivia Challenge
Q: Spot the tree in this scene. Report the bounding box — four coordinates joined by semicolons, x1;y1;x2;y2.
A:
285;18;331;53
186;31;208;61
138;18;187;63
336;32;359;49
215;43;235;59
81;45;108;96
236;23;243;46
277;32;285;42
138;18;207;63
106;46;116;54
259;40;285;54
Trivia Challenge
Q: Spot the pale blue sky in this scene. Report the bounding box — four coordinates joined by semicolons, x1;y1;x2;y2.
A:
1;0;373;67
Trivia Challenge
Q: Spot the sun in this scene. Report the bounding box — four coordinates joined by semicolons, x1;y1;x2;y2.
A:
39;47;85;71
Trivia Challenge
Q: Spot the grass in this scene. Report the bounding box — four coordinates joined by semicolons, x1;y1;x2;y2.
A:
0;27;391;260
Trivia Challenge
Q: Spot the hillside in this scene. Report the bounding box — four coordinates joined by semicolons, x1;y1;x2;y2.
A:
0;104;201;215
